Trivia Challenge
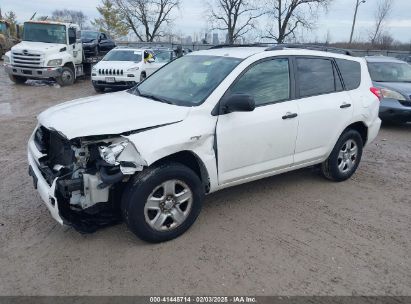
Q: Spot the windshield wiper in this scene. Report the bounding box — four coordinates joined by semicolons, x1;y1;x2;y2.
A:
132;87;173;104
140;93;174;104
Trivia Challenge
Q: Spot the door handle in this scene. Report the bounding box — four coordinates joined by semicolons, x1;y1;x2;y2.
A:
282;112;298;120
340;103;352;109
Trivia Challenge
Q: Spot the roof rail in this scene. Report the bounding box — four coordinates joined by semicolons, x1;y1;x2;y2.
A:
210;43;273;49
265;44;353;56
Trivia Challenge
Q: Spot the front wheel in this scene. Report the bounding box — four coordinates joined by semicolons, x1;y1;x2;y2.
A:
9;74;27;84
121;163;204;243
321;129;363;182
56;66;75;86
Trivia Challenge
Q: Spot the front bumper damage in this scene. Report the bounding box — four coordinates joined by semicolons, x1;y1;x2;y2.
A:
27;126;145;233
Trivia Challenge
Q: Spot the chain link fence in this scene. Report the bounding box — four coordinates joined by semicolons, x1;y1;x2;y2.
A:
116;41;411;62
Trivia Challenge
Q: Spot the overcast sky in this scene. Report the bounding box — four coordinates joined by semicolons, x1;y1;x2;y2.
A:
1;0;411;43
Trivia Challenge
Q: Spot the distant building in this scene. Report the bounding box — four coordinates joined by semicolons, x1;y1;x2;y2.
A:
184;35;193;45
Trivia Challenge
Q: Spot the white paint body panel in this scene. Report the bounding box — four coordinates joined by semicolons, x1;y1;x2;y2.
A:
34;47;381;198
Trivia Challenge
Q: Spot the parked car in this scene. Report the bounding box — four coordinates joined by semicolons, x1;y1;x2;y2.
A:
366;56;411;123
152;48;175;63
91;47;165;92
80;30;116;57
28;45;381;243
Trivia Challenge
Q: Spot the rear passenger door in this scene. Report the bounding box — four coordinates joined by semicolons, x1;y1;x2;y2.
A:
293;57;354;164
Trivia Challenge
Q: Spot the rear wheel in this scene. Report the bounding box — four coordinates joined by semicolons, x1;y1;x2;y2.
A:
9;74;27;84
56;66;75;86
321;129;363;182
121;162;204;243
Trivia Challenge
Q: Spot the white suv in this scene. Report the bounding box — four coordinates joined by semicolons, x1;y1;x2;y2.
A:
91;47;165;92
28;45;381;242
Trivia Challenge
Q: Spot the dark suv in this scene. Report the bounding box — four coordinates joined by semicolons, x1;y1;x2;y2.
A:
80;30;116;57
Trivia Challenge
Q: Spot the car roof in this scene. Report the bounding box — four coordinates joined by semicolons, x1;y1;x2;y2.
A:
192;47;267;59
190;46;360;62
365;56;407;64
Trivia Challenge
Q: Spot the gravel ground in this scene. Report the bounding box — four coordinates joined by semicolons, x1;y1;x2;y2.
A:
0;64;410;296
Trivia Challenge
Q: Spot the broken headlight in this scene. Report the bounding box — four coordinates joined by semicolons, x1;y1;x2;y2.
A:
99;141;128;165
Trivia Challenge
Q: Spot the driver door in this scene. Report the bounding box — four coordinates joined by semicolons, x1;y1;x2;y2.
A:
68;27;82;65
216;58;299;185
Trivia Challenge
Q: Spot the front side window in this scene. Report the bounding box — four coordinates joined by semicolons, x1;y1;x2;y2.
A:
297;58;336;98
133;55;242;106
368;62;411;83
23;22;67;44
103;50;142;62
229;58;290;106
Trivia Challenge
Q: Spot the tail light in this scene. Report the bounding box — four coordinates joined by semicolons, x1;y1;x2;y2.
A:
370;87;382;101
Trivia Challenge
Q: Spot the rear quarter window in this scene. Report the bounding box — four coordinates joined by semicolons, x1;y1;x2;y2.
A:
335;59;361;90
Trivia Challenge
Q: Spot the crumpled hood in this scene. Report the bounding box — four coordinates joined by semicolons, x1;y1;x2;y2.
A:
38;91;190;139
12;41;66;55
374;81;411;100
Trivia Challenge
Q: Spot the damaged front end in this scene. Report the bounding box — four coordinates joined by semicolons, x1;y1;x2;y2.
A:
29;125;146;233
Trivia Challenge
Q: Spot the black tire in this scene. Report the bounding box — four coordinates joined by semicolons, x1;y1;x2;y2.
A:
56;66;75;86
321;129;363;182
140;72;146;82
121;162;204;243
9;74;27;84
93;84;105;93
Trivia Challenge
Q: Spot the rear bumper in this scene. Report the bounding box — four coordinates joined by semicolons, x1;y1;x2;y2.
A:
379;99;411;122
367;117;381;145
5;64;62;79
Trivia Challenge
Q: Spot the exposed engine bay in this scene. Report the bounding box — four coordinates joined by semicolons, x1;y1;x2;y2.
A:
30;126;146;232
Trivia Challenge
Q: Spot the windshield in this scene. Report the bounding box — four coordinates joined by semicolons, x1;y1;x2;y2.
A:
153;50;173;63
23;22;66;44
132;55;242;106
103;50;142;62
368;62;411;82
81;31;99;39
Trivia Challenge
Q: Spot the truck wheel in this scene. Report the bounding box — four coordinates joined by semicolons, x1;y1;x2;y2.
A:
321;129;363;182
56;66;75;86
121;162;204;243
9;74;27;84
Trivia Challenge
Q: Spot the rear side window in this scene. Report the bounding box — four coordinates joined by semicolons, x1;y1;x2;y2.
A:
335;59;361;90
296;58;335;97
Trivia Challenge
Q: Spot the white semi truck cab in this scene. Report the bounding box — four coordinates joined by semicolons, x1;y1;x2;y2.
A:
4;21;85;86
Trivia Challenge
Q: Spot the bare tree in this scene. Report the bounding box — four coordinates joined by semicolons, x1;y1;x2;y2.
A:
208;0;264;44
114;0;180;42
369;0;393;45
51;9;88;28
264;0;332;43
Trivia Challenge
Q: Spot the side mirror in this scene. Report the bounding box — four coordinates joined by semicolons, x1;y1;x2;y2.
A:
221;94;255;114
148;58;155;63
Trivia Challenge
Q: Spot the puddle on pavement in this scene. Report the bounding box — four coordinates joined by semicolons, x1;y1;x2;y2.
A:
25;80;61;88
0;103;12;116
